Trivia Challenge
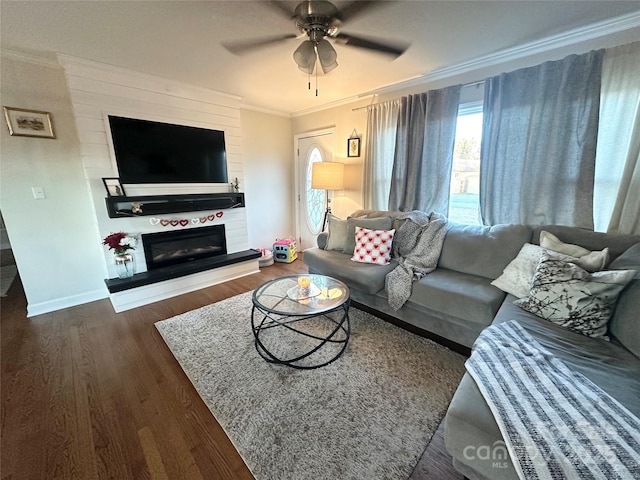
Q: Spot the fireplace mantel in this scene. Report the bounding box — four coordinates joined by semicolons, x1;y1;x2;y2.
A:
105;192;245;218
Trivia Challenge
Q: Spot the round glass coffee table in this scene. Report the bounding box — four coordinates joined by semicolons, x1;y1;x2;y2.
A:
251;274;350;369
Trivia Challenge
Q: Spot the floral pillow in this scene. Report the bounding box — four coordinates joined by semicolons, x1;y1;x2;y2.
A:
514;252;635;339
350;227;395;265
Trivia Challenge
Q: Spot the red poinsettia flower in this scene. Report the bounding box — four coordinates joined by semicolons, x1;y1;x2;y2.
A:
103;232;136;254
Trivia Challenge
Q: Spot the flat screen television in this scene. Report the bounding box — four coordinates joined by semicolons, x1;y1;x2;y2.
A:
108;116;228;184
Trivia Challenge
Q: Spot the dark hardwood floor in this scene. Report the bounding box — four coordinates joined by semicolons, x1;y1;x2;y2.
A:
1;256;463;480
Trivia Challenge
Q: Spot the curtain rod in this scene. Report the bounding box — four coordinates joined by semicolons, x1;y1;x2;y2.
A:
352;79;485;112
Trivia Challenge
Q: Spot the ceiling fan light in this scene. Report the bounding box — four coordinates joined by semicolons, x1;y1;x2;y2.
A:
316;39;338;73
320;59;338;74
293;40;316;73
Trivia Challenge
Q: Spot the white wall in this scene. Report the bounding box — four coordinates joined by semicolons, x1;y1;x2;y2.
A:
59;55;250;279
240;109;294;249
0;56;107;315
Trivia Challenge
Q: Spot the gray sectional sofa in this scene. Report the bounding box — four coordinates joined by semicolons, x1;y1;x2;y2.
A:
302;210;640;480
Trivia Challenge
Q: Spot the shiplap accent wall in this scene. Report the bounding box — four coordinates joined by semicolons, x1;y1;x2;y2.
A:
58;55;249;279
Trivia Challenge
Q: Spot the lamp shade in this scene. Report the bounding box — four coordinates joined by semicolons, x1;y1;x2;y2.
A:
311;162;344;190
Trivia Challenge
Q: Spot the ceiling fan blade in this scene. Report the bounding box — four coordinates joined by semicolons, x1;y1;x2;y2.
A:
222;34;298;55
337;1;388;22
333;32;409;57
266;0;297;19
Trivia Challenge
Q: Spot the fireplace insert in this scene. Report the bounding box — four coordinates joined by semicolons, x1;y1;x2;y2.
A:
142;225;227;270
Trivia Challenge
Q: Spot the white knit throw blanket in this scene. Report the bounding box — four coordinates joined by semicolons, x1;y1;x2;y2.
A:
466;321;640;480
385;211;447;310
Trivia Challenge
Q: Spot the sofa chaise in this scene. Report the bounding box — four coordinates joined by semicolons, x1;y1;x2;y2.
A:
302;210;640;480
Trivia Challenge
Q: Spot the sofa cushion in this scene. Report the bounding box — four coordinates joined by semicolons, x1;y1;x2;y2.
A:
513;253;635;339
493;298;640;415
608;243;640;357
409;269;505;328
325;214;348;251
438;223;532;280
316;232;328;250
303;248;396;294
446;298;640;479
343;217;392;255
532;225;640;261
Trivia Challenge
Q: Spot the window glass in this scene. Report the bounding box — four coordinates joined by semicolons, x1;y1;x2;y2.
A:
305;147;325;234
449;109;482;225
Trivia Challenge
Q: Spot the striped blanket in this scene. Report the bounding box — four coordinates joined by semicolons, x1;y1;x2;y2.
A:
466;321;640;480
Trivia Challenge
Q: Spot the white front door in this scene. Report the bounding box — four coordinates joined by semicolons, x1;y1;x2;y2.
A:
295;129;335;250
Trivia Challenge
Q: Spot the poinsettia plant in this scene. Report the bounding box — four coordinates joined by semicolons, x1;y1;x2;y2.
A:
102;232;136;255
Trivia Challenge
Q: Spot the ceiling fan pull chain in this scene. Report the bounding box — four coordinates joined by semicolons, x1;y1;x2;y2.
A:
315;65;318;97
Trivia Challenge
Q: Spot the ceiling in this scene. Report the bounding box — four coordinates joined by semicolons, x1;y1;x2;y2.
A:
1;1;639;115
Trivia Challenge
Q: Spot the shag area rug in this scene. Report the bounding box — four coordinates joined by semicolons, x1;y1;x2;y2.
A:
1;265;17;297
156;291;466;480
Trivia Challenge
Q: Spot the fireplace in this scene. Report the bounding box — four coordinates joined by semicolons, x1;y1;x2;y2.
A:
142;225;227;270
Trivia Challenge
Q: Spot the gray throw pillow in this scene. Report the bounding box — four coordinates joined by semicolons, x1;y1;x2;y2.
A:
607;242;640;357
514;252;635;339
343;217;392;255
324;214;348;251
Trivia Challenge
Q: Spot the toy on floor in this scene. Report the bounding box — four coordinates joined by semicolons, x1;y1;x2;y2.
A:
273;238;298;263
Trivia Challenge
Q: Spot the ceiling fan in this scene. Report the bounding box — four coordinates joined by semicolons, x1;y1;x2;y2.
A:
222;0;409;75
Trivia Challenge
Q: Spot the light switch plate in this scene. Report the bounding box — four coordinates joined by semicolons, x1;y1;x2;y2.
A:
31;186;46;199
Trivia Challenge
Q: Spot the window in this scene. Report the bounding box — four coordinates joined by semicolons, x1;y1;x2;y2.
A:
305;146;325;234
448;103;483;224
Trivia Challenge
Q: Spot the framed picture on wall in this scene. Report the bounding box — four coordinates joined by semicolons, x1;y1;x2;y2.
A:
3;107;55;139
347;137;361;157
102;177;127;197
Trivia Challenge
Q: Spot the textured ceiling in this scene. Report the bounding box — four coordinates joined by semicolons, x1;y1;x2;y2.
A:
1;1;639;114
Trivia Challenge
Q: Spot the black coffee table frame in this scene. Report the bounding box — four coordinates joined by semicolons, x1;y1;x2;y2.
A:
251;275;350;369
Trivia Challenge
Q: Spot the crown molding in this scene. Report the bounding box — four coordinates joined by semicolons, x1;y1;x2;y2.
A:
1;49;61;69
291;93;374;118
240;103;290;118
346;11;640;103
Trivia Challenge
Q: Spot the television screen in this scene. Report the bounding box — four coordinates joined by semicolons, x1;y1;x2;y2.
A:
108;116;228;184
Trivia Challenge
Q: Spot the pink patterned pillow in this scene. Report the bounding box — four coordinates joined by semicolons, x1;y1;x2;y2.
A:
350;227;395;265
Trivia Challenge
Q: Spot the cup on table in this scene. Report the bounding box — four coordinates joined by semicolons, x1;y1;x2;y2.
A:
297;276;311;296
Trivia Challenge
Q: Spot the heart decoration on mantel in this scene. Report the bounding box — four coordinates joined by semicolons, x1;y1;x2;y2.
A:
149;211;225;227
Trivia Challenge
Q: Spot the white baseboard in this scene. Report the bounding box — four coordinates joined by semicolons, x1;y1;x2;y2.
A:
27;288;109;318
109;259;259;313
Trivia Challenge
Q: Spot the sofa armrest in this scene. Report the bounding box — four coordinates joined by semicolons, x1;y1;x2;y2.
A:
317;232;328;249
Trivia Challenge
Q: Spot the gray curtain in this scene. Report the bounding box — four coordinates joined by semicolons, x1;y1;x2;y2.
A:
362;99;401;210
388;85;462;213
479;50;604;228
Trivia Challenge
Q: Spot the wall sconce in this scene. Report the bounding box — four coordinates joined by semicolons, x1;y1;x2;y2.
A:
311;161;345;230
